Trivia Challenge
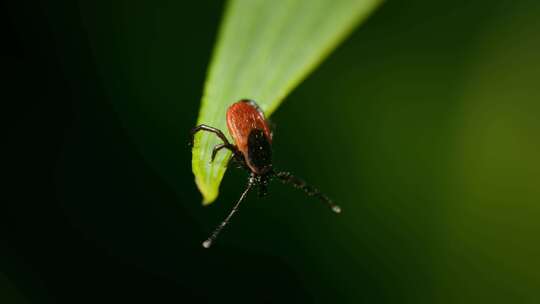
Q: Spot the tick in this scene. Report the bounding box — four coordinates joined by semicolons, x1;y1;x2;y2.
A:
190;99;341;248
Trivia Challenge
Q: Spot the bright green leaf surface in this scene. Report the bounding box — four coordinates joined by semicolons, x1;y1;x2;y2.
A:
192;0;381;204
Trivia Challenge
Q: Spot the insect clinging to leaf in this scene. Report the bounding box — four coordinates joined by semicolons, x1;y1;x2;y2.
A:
190;99;341;248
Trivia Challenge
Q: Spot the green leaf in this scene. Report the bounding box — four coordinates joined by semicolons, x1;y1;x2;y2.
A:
192;0;382;204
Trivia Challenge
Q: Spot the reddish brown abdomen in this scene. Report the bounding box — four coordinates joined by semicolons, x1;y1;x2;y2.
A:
226;100;272;157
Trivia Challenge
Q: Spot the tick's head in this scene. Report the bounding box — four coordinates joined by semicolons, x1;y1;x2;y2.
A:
246;129;273;175
251;172;271;198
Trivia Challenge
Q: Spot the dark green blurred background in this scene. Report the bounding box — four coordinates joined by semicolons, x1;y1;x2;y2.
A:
4;0;540;303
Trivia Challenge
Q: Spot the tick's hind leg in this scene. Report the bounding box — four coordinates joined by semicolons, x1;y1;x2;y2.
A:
189;124;231;147
229;151;248;170
210;144;247;172
211;143;238;163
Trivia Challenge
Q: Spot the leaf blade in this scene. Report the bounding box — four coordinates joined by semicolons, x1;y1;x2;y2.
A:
193;0;382;204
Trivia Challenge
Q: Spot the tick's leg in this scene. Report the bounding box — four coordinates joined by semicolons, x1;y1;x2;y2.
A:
257;177;270;198
211;143;237;162
189;124;231;146
274;171;342;214
229;151;248;170
202;174;256;248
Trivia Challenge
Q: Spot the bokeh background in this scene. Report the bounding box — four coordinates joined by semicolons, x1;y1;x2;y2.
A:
4;0;540;303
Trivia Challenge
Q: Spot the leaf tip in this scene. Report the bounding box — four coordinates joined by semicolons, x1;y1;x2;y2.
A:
194;167;219;205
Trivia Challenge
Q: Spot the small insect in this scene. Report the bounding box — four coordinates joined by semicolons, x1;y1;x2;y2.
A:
190;99;341;248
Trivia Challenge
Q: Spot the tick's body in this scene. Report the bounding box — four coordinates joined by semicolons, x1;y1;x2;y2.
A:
191;99;340;248
226;100;272;175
